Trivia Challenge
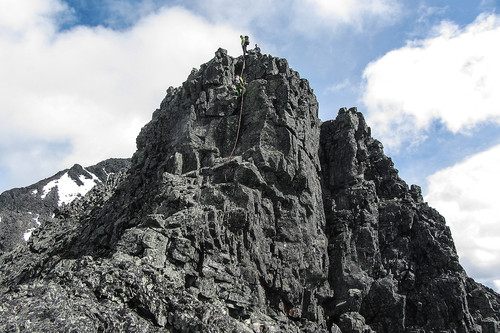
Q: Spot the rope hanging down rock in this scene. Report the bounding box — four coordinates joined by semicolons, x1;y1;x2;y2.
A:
223;55;246;181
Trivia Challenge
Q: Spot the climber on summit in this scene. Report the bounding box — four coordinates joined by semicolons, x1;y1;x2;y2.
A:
240;35;249;55
254;44;261;54
234;74;245;97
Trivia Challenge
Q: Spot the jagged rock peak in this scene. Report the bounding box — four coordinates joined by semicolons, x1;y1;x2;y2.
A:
320;108;499;333
134;48;320;180
0;49;498;333
1;48;331;332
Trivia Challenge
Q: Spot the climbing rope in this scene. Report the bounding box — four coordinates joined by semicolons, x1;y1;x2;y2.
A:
223;55;246;181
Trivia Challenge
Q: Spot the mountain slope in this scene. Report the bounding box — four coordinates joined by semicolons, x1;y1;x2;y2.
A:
0;158;131;254
0;49;498;333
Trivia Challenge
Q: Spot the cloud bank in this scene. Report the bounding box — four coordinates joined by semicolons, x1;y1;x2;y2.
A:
362;13;500;151
425;144;500;290
307;0;401;24
191;0;402;39
0;0;409;191
0;0;241;190
360;12;500;290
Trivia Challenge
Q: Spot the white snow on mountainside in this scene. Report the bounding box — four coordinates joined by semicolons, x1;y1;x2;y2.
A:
1;159;130;249
41;168;100;206
23;212;41;241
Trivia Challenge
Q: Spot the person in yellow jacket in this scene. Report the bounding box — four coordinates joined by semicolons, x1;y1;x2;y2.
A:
240;35;249;54
234;74;245;97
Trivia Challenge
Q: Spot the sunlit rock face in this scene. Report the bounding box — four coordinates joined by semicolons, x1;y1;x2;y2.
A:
0;49;498;333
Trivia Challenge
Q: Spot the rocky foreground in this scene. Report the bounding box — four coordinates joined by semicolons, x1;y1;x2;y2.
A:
0;49;498;332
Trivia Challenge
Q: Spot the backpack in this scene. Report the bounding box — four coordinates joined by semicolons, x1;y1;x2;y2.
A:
244;36;249;46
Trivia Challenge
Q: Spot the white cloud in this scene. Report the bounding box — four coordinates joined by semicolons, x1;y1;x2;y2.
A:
0;0;68;33
191;0;402;41
0;0;404;191
362;13;500;151
292;0;403;36
0;0;241;190
307;0;401;24
495;280;500;291
425;144;500;290
360;13;500;291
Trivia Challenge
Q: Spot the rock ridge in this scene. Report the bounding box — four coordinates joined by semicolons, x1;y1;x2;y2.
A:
0;49;498;333
0;158;131;255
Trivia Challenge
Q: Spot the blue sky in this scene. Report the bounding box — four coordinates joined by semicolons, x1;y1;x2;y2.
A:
1;0;500;291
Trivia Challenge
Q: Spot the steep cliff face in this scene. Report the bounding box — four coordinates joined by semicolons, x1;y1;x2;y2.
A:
0;49;498;333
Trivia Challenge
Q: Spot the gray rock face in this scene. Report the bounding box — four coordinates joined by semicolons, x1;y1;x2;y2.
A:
0;49;498;332
0;158;131;255
320;110;499;332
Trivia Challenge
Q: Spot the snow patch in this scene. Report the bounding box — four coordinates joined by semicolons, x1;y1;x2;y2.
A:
41;169;101;206
33;214;41;226
24;228;35;241
102;167;112;183
23;214;41;241
31;189;38;195
41;178;59;200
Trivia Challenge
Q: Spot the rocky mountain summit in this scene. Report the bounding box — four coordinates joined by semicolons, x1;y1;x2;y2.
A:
0;49;498;333
0;158;131;255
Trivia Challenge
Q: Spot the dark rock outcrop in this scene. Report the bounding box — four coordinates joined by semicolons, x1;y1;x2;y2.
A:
0;158;131;255
320;110;500;332
0;49;498;332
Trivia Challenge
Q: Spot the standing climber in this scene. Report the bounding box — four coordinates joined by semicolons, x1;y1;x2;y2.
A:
234;74;245;97
240;35;249;55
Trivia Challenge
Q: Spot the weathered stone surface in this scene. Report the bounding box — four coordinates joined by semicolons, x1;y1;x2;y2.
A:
0;49;498;332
